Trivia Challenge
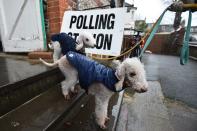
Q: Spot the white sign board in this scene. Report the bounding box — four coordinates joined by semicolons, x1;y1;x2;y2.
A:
61;8;126;56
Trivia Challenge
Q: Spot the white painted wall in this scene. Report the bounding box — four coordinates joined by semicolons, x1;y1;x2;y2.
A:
124;8;136;35
0;0;45;52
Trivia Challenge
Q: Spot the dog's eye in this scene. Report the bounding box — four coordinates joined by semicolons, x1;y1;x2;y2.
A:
86;38;89;41
129;72;136;77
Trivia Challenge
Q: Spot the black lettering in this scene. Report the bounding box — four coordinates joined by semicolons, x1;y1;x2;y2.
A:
95;15;99;29
98;14;108;29
69;16;77;28
96;34;104;49
76;15;83;29
103;34;112;50
68;32;72;36
93;34;97;38
82;15;88;29
107;13;115;29
73;33;79;40
89;15;94;29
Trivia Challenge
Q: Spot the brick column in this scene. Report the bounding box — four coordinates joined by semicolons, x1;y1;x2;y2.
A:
47;0;77;36
28;0;77;59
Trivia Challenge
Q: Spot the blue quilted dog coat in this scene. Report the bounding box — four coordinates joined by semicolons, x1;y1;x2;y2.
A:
66;51;121;93
51;33;77;55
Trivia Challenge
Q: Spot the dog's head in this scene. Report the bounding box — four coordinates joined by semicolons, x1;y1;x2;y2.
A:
115;57;148;93
48;40;61;62
49;33;68;62
76;31;96;50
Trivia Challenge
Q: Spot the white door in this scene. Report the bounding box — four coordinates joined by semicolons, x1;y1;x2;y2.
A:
0;0;46;52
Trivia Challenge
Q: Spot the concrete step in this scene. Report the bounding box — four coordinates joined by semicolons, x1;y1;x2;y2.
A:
0;84;124;131
0;67;64;116
52;91;124;131
0;85;86;131
116;81;174;131
0;83;124;131
0;55;50;86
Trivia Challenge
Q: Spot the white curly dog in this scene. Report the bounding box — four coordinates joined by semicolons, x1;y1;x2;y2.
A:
48;31;96;62
40;51;148;129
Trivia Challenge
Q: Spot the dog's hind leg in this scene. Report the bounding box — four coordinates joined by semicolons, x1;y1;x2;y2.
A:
95;95;111;129
58;56;78;100
91;84;113;129
61;78;77;100
61;80;70;100
60;68;78;100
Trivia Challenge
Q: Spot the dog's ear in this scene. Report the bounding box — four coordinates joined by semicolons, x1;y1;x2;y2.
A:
76;34;84;50
115;63;126;80
114;63;126;91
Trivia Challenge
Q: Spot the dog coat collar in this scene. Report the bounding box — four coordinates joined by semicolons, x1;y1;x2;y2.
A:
51;33;77;55
66;51;124;93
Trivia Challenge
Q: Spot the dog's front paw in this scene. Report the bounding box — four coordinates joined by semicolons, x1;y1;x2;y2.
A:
70;87;78;94
99;123;107;129
96;118;107;129
63;94;71;100
105;116;110;122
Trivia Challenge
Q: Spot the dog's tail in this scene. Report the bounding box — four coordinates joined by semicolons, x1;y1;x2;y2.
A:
39;58;58;67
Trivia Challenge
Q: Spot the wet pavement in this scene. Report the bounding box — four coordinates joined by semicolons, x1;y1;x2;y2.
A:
117;54;197;131
165;98;197;131
117;82;174;131
117;81;197;131
142;54;197;108
0;56;49;87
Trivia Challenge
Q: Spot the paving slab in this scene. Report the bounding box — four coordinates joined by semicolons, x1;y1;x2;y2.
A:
142;54;197;108
165;99;197;131
117;81;173;131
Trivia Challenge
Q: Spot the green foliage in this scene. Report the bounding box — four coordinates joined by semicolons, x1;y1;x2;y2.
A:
135;20;148;32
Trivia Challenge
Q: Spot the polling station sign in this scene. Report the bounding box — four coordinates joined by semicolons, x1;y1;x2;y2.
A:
61;8;126;56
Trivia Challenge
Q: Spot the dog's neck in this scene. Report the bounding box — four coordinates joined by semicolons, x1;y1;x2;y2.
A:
78;46;85;53
115;71;130;92
115;71;121;80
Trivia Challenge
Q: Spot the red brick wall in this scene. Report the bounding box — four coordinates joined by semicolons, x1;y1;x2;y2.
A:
122;28;185;57
47;0;77;37
146;28;185;55
146;33;170;54
95;0;104;7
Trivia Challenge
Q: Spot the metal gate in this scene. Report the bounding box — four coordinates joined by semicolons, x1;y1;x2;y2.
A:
0;0;46;52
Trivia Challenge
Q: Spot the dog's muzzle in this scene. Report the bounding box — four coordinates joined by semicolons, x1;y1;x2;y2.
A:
123;76;148;93
123;77;132;88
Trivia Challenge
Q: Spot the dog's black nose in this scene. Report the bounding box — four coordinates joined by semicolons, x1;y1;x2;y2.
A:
140;88;147;93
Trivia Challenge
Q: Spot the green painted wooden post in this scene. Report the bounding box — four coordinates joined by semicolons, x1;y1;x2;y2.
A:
40;0;47;50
